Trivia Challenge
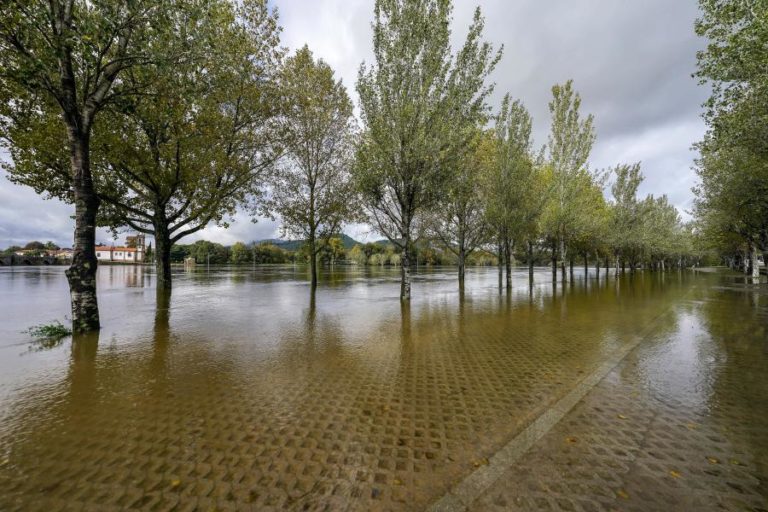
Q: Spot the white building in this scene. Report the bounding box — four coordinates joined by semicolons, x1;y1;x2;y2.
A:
95;234;146;263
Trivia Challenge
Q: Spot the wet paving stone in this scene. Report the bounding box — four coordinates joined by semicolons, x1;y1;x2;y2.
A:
468;284;768;512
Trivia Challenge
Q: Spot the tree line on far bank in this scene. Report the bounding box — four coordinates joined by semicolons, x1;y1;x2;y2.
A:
0;0;741;334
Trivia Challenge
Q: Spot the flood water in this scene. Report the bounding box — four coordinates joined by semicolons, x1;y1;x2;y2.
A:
0;265;766;510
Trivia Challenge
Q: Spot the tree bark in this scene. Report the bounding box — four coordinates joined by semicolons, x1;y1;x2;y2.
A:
569;256;574;282
309;232;318;290
400;239;411;300
751;246;760;278
527;240;534;281
560;239;567;283
458;246;466;287
595;256;600;278
65;135;101;333
498;239;504;289
583;253;588;277
551;242;558;283
154;217;173;291
504;238;512;290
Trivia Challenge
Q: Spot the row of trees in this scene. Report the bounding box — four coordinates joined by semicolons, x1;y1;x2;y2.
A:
1;0;698;333
692;0;768;276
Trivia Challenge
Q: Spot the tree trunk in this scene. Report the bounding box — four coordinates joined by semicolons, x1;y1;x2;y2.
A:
65;135;100;333
560;239;567;283
154;214;172;291
458;246;466;287
527;240;534;281
595;256;600;278
401;239;411;300
504;238;512;290
309;232;318;290
660;259;665;272
569;256;574;282
497;239;503;290
551;242;557;283
583;253;588;277
751;246;760;278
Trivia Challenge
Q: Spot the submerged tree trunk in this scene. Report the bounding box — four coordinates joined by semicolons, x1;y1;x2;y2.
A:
154;212;172;291
497;239;504;290
751;246;760;278
583;253;588;277
309;231;318;290
504;238;512;290
551;242;558;283
401;240;411;300
458;246;466;287
65;135;100;333
569;256;574;282
528;240;534;281
560;239;567;283
595;256;600;278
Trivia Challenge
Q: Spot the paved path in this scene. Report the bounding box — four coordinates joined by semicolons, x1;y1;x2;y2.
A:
432;288;768;511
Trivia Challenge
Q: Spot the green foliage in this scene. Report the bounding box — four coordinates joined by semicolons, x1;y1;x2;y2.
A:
92;0;283;250
230;242;251;264
428;130;492;265
485;95;544;259
264;46;356;241
353;0;502;282
252;243;291;264
540;80;598;263
693;0;768;264
25;321;72;342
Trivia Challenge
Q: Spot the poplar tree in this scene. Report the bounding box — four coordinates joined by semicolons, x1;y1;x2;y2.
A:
542;80;596;283
693;0;768;269
486;95;537;288
354;0;501;300
427;130;493;287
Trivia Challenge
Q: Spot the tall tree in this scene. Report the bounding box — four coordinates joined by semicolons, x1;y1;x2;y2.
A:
693;0;768;272
0;1;173;332
609;163;644;273
428;130;492;286
354;0;501;300
95;0;282;290
541;80;596;283
3;0;283;291
263;45;356;290
486;95;537;289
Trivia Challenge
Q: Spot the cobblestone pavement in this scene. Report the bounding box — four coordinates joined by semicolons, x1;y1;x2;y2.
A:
1;269;766;511
466;280;768;511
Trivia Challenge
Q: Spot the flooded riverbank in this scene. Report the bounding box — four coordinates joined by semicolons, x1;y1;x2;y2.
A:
0;266;766;510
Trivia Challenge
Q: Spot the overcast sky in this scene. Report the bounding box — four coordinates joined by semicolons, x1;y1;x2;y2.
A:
0;0;708;249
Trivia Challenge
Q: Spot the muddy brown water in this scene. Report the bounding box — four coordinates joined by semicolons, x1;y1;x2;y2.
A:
0;265;765;510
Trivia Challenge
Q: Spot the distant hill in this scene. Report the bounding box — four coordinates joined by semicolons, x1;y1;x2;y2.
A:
257;233;361;251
